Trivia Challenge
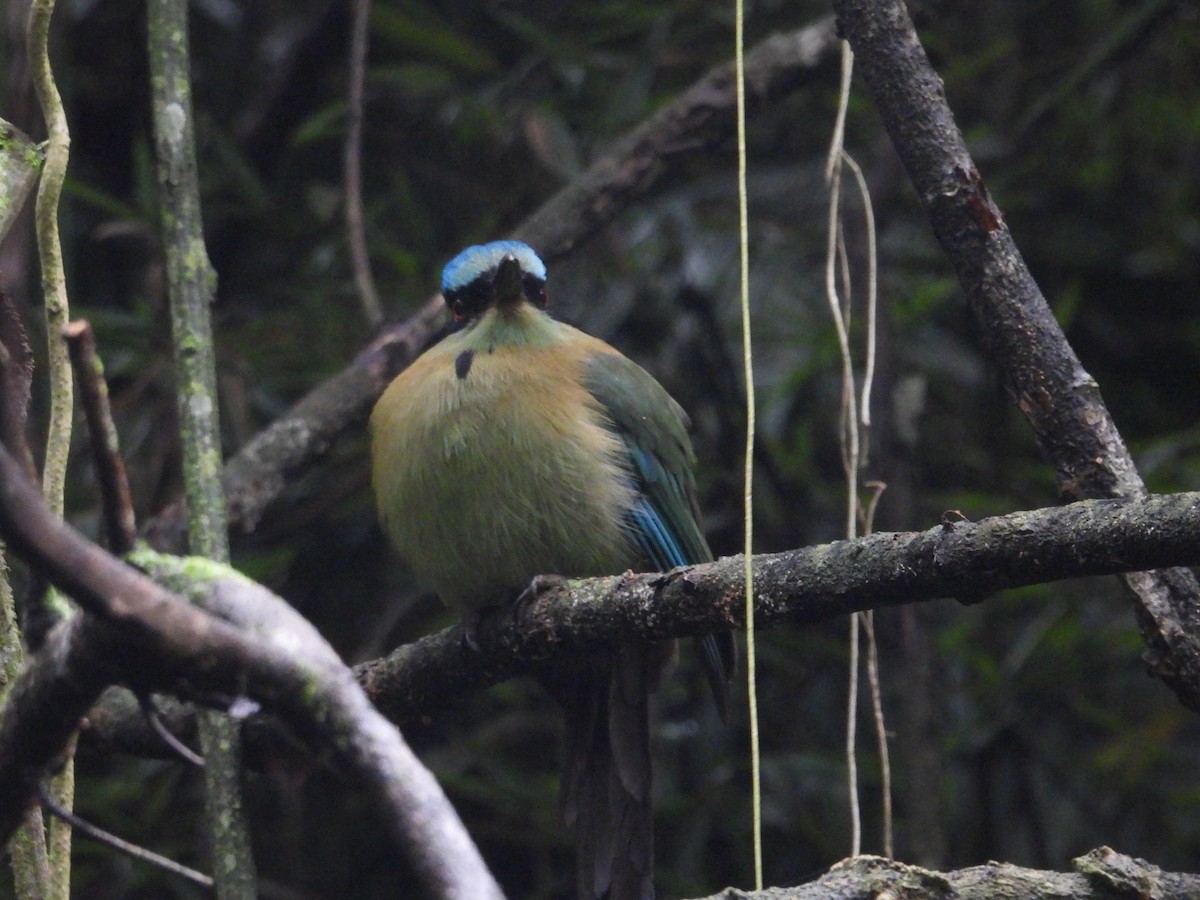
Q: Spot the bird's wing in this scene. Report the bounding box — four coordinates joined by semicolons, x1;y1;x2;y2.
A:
582;348;737;716
581;348;711;569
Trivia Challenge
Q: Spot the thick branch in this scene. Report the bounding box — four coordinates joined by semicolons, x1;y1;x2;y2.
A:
0;615;117;843
141;15;839;545
87;491;1200;780
833;0;1200;712
0;443;502;900
360;492;1200;723
695;849;1200;899
147;0;253;887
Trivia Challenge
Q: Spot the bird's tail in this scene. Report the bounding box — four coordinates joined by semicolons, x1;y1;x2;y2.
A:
552;643;664;900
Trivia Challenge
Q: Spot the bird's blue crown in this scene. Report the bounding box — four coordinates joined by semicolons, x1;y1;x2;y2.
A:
441;240;547;294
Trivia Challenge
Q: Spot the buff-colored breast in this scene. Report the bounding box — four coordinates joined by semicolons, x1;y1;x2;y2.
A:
370;320;637;617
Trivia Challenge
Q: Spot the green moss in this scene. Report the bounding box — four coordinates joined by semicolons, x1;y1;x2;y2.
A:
127;546;250;602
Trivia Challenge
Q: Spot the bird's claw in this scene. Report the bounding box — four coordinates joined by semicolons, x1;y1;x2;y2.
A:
460;610;483;652
458;577;567;648
513;574;567;624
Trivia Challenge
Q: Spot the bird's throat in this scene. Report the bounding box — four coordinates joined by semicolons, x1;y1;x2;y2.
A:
464;301;560;351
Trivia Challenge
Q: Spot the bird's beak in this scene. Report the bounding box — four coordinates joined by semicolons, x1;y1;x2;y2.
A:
493;255;525;306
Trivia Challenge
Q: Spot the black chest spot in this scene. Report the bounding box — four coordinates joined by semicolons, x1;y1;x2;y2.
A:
455;349;475;380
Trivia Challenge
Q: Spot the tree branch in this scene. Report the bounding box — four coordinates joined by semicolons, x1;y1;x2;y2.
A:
359;491;1200;724
694;848;1200;899
27;0;77;888
832;0;1200;713
0;441;503;899
344;0;383;328
147;0;254;888
0;119;41;247
97;491;1200;741
63;321;136;556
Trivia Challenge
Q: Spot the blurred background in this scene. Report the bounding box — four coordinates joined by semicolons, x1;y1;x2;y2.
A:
2;0;1200;896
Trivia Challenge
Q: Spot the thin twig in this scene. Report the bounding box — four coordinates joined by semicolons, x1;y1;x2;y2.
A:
733;0;762;887
37;782;214;891
824;36;863;857
859;610;893;858
843;148;889;855
824;42;854;180
824;55;860;540
841;152;877;430
139;694;205;768
845;612;861;855
344;0;383;328
63;321;137;556
27;0;77;891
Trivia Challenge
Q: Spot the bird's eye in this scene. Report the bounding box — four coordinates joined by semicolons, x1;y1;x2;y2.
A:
444;278;494;321
444;287;469;320
524;275;548;310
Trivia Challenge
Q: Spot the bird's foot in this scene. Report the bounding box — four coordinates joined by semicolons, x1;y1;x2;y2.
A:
460;609;485;652
512;574;567;625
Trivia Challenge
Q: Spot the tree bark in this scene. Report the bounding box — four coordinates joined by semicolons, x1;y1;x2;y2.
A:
359;491;1200;723
694;848;1200;899
832;0;1200;713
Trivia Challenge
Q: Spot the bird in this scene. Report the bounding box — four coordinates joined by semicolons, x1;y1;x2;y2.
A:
370;240;735;899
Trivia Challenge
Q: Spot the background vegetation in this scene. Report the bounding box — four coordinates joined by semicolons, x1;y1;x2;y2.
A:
2;0;1199;896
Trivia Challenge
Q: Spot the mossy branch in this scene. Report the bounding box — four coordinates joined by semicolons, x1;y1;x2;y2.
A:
146;0;256;895
0;121;42;247
0;117;49;899
0;436;504;899
26;0;75;894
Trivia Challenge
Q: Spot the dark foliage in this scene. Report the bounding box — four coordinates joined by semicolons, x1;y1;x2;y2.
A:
1;0;1199;896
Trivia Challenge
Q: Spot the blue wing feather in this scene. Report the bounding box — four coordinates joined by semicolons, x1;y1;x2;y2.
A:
629;496;687;570
580;352;711;569
582;346;736;715
625;446;693;569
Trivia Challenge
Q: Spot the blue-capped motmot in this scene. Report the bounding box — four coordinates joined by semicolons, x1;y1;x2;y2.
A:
371;240;735;900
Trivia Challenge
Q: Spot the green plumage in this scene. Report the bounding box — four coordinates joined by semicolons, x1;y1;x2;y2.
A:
371;303;647;616
581;351;712;567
